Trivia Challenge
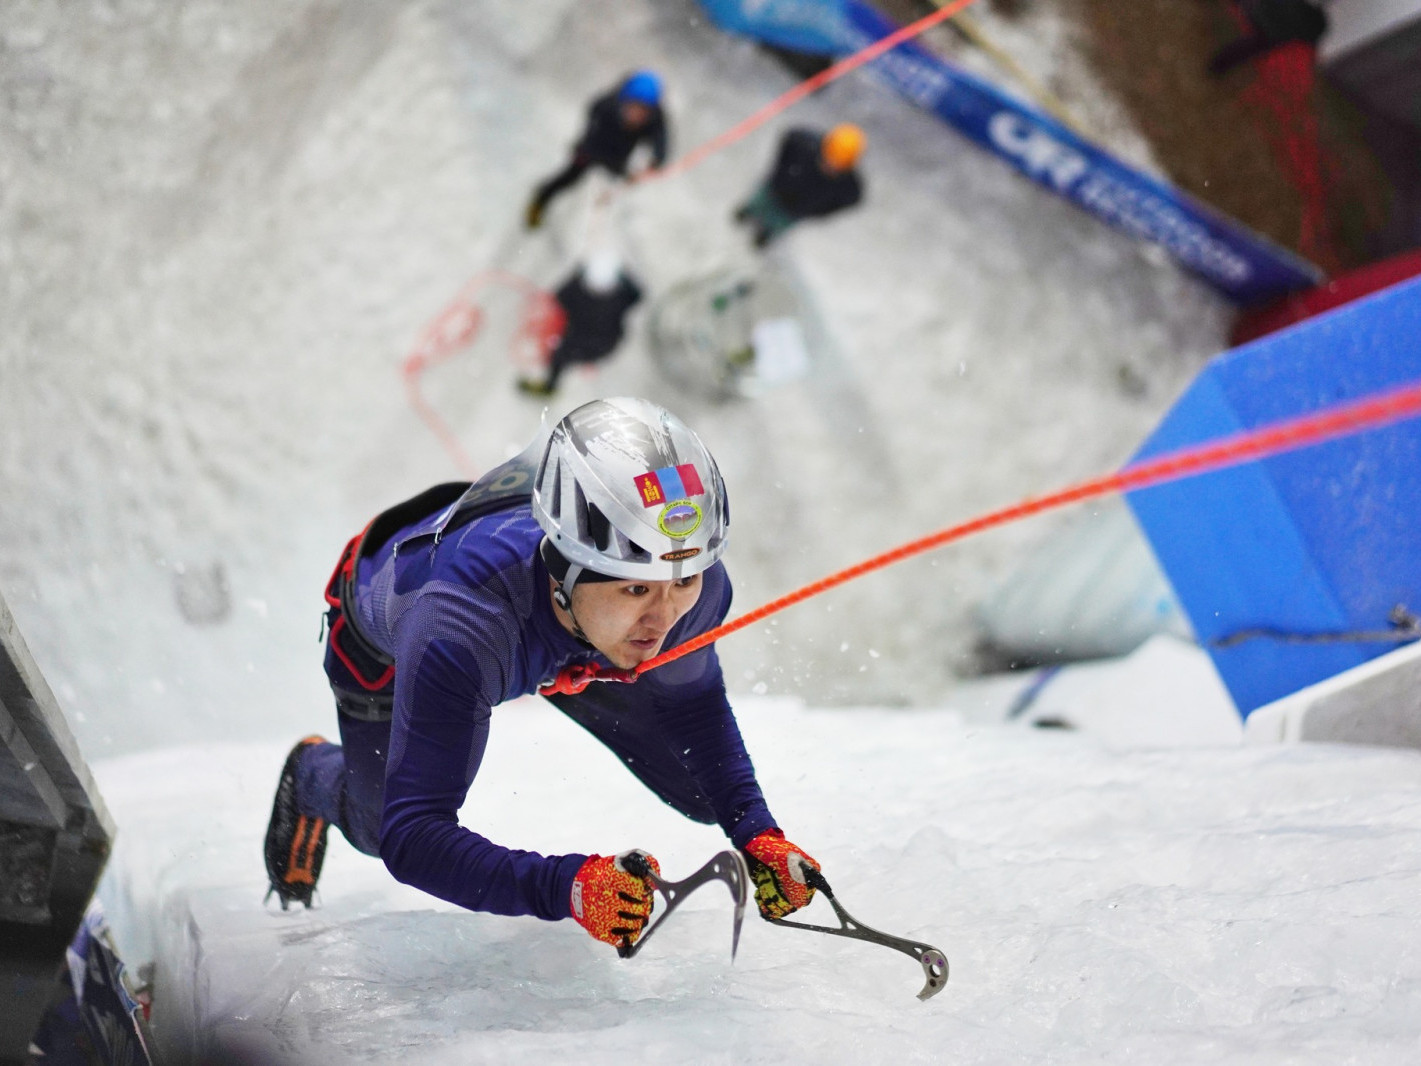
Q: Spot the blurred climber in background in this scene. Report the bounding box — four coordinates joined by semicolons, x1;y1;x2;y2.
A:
1207;0;1329;76
733;123;866;249
525;70;670;229
517;250;644;397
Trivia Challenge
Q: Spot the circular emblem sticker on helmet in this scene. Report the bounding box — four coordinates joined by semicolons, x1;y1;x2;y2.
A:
658;500;703;539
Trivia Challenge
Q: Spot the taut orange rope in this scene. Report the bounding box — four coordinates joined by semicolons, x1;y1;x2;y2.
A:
536;378;1421;696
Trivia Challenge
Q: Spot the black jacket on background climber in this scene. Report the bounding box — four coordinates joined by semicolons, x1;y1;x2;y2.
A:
768;127;863;221
518;266;644;394
575;91;668;175
552;266;643;366
526;84;671;230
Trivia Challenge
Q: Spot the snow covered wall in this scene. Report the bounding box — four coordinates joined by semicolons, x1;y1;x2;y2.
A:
1127;276;1421;714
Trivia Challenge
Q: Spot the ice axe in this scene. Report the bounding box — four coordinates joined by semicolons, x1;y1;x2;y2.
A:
617;850;750;960
769;867;949;1001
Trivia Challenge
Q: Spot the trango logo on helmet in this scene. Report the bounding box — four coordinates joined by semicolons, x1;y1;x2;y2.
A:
658;501;702;539
659;546;703;562
634;463;704;507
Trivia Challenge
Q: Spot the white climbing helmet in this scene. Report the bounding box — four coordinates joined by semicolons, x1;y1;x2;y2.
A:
533;397;729;592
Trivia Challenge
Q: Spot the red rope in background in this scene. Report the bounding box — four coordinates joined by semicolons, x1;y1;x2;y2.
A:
403;271;563;477
1248;43;1333;272
1221;2;1335;274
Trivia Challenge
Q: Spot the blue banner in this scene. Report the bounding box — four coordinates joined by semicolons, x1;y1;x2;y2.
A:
697;0;1323;305
1126;277;1421;715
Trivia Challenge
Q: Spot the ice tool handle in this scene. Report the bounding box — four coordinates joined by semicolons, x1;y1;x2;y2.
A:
616;850;750;961
773;866;950;1002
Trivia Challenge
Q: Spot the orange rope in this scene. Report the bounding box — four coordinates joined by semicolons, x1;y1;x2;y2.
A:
631;378;1421;678
647;0;982;183
403;271;556;477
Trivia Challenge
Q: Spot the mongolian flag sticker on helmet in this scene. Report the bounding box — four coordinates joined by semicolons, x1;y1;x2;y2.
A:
658;500;703;539
634;463;705;508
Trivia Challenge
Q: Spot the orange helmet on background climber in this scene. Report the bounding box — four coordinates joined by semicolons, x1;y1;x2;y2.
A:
821;123;866;171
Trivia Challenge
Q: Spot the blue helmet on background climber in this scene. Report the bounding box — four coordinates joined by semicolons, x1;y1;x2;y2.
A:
619;70;663;107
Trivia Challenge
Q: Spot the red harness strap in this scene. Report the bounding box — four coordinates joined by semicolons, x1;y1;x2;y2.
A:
324;530;366;609
322;526;396;692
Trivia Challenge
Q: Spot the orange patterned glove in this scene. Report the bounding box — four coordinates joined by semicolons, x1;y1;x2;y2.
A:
743;829;820;920
569;849;661;949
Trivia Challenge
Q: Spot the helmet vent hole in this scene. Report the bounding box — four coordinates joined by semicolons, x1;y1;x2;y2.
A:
587;503;613;552
565;480;586;541
547;463;561;518
619;530;651;564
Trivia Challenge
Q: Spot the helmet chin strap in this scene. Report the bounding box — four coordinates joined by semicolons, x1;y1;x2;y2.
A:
542;539;628;650
550;560;593;646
